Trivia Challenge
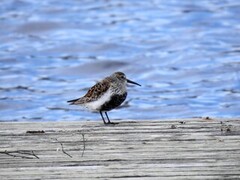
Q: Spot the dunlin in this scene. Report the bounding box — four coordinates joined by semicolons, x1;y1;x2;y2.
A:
67;72;141;124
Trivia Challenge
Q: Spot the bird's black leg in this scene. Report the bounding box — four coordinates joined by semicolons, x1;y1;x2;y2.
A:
100;111;107;124
105;112;118;124
105;112;111;124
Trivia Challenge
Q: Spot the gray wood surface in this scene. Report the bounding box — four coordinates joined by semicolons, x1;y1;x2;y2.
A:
0;118;240;179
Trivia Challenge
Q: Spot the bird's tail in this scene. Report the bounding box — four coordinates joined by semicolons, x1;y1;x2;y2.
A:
67;98;80;105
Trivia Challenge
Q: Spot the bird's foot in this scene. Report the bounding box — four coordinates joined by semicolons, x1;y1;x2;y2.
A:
104;122;119;125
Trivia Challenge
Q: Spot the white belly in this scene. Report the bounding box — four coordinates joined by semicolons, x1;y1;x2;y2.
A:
84;89;112;111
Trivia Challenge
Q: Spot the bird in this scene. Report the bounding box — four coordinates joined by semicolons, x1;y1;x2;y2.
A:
67;72;141;125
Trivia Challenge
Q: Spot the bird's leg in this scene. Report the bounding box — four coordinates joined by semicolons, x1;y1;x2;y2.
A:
105;112;119;125
105;112;111;124
100;111;107;124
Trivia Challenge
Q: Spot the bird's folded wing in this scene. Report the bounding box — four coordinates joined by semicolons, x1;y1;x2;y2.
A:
68;80;110;105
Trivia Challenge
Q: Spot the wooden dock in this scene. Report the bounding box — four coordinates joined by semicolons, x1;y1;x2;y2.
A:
0;118;240;179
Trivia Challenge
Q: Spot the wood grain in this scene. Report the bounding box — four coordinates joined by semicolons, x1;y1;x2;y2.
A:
0;118;240;179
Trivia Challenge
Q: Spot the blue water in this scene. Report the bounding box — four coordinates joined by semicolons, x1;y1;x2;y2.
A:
0;0;240;122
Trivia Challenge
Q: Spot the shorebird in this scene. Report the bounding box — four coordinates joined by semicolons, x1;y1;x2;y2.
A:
67;72;141;124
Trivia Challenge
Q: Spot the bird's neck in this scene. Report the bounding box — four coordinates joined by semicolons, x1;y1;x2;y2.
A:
111;82;127;94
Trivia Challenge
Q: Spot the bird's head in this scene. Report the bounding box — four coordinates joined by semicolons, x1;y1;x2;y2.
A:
112;72;141;86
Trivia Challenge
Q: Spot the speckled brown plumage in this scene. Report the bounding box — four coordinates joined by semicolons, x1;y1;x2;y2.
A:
68;79;110;105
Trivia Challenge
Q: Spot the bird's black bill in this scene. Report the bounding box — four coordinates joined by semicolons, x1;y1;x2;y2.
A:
127;79;141;86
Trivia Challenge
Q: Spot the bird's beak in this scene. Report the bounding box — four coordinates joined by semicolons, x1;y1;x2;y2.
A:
127;79;141;86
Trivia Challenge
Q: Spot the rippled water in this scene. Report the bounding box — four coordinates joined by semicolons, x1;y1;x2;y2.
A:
0;0;240;122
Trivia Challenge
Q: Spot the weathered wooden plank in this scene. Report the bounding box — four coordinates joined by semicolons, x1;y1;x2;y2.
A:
0;118;240;179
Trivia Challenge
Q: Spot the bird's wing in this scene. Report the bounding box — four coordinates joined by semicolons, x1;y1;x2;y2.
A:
68;79;110;105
